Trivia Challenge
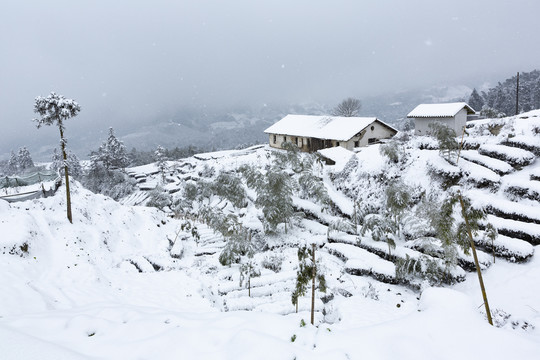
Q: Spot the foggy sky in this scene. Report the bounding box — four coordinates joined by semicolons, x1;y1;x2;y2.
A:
2;0;540;158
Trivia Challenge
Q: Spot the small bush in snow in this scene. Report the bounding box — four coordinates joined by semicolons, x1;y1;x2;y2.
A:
199;163;215;178
379;141;405;164
81;163;135;200
146;187;172;210
261;253;284;272
362;282;379;300
428;122;459;162
210;171;247;208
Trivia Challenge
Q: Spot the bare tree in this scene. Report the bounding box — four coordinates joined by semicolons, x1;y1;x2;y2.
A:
33;92;81;223
333;97;362;117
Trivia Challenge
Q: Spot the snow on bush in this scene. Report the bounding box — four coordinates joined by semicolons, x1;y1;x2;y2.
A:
485;214;540;245
468;189;540;225
426;155;462;185
530;168;540;181
459;150;514;175
409;136;438;150
503;135;540;156
503;179;540;202
474;233;534;263
457;159;500;188
478;144;535;167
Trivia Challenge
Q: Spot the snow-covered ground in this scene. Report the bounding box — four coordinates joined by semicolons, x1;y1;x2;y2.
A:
2;111;540;359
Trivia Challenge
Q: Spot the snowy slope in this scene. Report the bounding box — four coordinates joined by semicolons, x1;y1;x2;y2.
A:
2;110;540;358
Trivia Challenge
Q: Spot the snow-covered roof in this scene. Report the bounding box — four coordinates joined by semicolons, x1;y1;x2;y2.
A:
407;102;476;118
264;115;397;141
317;146;355;171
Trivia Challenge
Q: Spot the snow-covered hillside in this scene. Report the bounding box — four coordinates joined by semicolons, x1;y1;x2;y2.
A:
2;111;540;359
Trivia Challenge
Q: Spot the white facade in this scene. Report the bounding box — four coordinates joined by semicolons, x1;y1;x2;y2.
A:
266;117;397;152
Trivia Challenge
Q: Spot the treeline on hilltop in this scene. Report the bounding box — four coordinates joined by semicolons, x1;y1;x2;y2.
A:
469;69;540;117
0;127;211;201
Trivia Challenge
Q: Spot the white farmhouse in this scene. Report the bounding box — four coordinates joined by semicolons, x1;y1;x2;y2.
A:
264;114;398;152
407;102;476;136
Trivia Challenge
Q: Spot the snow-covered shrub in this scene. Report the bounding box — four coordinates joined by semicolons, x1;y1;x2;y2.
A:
410;136;438;150
146;186;172;210
298;169;330;207
379;141;405;164
261;253;284;272
183;181;199;201
330;154;359;185
503;180;540;202
210;171;247;208
361;282;379;300
478;144;535;167
219;229;254;266
396;254;449;286
532;124;540;136
199;163;215;178
255;168;301;234
81;164;135;200
428;122;459;162
531;168;540;181
503;135;540;156
199;206;241;238
426;157;462;188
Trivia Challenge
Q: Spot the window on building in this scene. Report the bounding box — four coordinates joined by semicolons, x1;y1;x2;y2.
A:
368;138;377;144
273;135;277;144
295;137;298;145
336;141;340;147
354;141;359;147
371;126;375;131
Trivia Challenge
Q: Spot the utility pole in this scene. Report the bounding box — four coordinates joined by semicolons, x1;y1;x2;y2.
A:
311;243;316;325
516;72;520;116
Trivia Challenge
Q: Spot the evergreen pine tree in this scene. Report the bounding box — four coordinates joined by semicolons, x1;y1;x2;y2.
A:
105;127;129;169
468;88;484;112
6;150;18;175
17;147;34;171
51;148;63;175
92;127;129;171
52;148;82;179
154;145;169;182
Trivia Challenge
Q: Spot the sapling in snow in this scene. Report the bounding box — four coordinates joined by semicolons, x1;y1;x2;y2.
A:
361;180;412;255
428;122;459;162
291;244;326;324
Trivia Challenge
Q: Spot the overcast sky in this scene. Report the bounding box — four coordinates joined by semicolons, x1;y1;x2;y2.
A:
1;0;540;158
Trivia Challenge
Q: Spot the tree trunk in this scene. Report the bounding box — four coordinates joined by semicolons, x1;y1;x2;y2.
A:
458;192;493;326
311;244;316;325
59;127;72;224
